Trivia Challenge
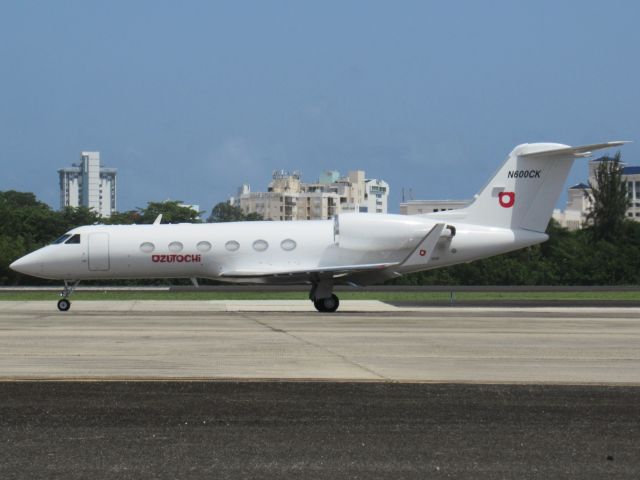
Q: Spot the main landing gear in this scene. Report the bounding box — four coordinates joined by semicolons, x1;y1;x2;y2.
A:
313;294;340;313
57;280;79;312
310;279;340;313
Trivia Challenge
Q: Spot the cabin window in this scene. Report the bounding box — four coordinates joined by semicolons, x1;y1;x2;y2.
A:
140;242;155;253
52;234;71;244
225;240;240;252
253;239;268;252
197;241;212;252
65;234;81;244
280;239;297;251
168;241;183;253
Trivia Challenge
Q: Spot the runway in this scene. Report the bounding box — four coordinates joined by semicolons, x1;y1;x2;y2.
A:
2;300;640;478
1;300;639;384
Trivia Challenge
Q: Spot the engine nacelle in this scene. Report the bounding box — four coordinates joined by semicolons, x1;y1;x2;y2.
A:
334;213;434;251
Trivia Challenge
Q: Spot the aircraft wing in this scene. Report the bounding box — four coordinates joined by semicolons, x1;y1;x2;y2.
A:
520;141;630;159
219;262;399;279
220;223;450;281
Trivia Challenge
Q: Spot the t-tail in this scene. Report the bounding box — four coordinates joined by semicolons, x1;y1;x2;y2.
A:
459;141;629;232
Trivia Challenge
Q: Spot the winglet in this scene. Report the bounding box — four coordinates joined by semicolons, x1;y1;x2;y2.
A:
400;223;446;268
153;214;163;225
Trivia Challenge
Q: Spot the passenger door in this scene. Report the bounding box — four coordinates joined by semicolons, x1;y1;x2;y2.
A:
88;232;110;271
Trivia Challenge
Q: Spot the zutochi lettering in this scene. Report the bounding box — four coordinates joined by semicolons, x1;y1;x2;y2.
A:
151;254;202;263
507;169;541;179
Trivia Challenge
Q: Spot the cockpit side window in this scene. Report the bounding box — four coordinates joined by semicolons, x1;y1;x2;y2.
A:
52;234;71;244
65;234;81;244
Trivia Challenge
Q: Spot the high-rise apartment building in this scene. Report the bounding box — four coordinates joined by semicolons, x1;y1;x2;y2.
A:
58;152;117;217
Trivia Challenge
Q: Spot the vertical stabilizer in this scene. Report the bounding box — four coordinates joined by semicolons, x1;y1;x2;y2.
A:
460;141;628;232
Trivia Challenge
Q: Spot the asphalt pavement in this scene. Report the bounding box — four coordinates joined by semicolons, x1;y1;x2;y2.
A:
1;381;638;479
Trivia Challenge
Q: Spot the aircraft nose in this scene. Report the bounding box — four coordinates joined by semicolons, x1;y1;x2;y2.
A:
10;253;43;277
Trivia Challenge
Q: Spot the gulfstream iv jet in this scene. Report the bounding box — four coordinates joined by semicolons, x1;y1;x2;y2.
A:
11;141;628;312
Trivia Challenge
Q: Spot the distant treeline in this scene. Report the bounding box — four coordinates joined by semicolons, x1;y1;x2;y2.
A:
2;189;639;286
397;151;640;286
392;220;640;286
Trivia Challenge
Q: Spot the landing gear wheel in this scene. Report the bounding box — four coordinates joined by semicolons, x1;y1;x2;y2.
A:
313;294;339;313
57;299;71;312
56;280;79;312
313;298;326;312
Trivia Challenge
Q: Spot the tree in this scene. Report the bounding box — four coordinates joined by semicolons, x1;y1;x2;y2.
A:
58;206;101;231
0;235;27;285
585;152;629;241
0;191;77;285
141;201;202;224
103;210;142;225
0;190;60;246
103;202;205;225
208;202;263;222
137;201;202;224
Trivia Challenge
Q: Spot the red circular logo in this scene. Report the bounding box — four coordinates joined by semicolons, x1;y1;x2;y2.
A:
498;192;515;208
419;249;427;257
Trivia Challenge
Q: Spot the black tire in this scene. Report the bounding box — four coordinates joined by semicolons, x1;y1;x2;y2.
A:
313;298;326;312
317;294;339;313
324;294;340;312
57;299;71;312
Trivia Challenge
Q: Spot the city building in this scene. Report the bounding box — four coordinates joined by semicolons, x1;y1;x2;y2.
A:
58;152;117;217
400;199;470;215
231;169;389;221
551;183;591;231
553;157;640;230
625;166;640;220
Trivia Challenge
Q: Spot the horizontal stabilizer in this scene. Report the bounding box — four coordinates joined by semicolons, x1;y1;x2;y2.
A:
520;141;630;159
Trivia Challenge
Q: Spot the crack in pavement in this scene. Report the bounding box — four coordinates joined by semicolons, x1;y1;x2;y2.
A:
241;313;389;381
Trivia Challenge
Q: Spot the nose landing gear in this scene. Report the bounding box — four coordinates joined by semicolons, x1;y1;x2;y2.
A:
57;298;71;312
58;280;80;312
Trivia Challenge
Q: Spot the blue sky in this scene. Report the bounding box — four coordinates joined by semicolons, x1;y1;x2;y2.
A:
1;0;638;214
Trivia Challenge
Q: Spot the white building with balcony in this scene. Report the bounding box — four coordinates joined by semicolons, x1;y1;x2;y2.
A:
400;199;470;215
232;169;389;221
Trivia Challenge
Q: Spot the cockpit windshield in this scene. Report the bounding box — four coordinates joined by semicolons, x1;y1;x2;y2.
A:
52;234;72;244
51;233;81;244
65;234;81;244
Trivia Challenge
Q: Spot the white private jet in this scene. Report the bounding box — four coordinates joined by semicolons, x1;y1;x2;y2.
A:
11;141;627;312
